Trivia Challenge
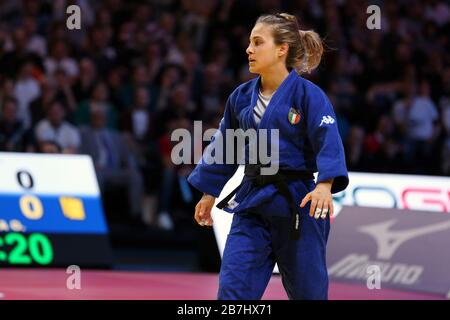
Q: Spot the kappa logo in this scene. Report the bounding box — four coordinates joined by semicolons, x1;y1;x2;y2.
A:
319;115;335;126
358;219;450;260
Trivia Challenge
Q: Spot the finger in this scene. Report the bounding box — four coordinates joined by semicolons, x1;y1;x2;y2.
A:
321;202;329;220
205;205;212;217
201;203;214;226
330;200;334;218
202;205;211;218
204;211;213;226
197;214;205;226
196;204;207;226
194;204;200;224
315;199;324;219
300;193;311;208
309;198;318;217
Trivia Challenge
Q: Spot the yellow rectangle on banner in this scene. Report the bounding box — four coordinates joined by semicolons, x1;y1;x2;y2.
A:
59;197;85;220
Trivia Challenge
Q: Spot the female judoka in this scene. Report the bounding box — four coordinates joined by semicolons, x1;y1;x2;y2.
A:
187;13;349;300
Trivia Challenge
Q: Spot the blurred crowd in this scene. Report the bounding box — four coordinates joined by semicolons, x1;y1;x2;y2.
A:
0;0;449;230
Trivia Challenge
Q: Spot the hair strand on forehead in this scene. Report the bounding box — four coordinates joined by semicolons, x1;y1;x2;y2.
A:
256;13;324;74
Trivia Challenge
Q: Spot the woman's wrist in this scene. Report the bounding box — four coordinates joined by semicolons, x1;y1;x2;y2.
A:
317;179;334;191
203;192;215;198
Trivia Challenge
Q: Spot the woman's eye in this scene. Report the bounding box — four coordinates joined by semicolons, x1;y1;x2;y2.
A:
249;39;263;46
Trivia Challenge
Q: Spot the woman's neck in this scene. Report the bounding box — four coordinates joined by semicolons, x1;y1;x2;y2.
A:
260;67;290;96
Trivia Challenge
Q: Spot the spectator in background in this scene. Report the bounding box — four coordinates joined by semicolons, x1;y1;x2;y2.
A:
29;68;77;127
0;78;15;107
79;104;145;223
156;117;195;231
76;81;118;129
393;80;439;173
154;64;184;112
328;94;351;142
51;68;77;120
0;97;26;152
118;63;155;112
72;57;98;103
115;21;139;69
178;0;218;53
46;21;69;47
153;82;197;230
84;26;116;76
143;42;163;85
155;83;195;137
29;79;56;127
106;66;127;112
425;0;450;26
200;63;225;116
120;85;155;173
13;60;41;128
152;12;176;50
121;85;162;227
121;86;152;141
0;27;42;78
364;115;402;172
345;126;366;171
23;15;47;58
34;99;80;154
44;40;79;80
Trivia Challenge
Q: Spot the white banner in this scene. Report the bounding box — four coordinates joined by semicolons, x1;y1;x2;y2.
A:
212;168;450;264
0;152;100;196
334;172;450;215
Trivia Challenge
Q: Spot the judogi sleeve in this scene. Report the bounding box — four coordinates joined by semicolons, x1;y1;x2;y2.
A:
304;87;349;194
187;94;240;197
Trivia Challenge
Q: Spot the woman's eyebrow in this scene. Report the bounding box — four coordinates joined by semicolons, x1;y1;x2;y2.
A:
249;35;263;41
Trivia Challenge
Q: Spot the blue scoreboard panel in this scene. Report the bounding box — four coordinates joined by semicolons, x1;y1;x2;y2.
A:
0;153;112;267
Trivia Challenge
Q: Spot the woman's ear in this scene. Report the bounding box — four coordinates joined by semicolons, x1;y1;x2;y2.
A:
278;43;289;57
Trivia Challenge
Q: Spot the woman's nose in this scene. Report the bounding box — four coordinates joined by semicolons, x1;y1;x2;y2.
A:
246;44;253;55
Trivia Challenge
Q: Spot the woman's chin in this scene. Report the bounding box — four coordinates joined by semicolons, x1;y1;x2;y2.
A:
248;65;259;74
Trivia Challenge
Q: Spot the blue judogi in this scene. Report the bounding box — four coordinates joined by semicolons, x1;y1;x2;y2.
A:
188;69;349;300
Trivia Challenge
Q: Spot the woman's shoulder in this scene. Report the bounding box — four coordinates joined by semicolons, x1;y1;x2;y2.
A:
295;74;325;94
293;75;330;104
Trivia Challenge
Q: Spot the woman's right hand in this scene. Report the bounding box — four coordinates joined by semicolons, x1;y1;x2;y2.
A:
194;193;216;227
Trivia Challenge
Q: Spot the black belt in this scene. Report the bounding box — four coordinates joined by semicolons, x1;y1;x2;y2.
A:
216;164;313;240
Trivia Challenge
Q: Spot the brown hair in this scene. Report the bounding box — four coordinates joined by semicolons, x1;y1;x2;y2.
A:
256;13;324;74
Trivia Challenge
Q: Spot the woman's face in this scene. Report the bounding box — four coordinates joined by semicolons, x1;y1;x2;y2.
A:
246;23;283;74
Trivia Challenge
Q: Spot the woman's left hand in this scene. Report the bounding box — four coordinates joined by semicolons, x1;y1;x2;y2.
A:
299;179;334;219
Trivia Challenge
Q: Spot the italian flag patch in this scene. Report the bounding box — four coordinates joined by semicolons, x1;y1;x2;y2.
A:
288;107;301;125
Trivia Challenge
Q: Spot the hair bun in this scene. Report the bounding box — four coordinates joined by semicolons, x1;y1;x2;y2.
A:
278;13;297;22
